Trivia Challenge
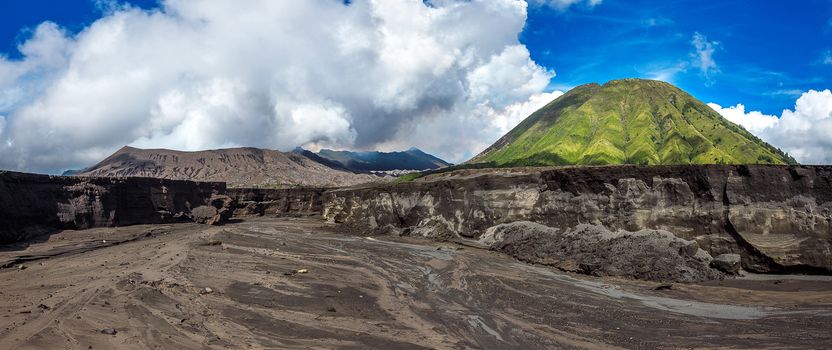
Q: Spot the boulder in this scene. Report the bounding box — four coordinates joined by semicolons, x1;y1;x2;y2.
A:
191;206;221;225
480;221;722;283
191;195;236;225
210;195;236;222
710;254;742;274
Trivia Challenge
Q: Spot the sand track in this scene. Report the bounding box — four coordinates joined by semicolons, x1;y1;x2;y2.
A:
1;217;831;349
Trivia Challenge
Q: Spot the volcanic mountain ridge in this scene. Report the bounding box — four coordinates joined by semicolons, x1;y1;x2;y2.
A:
471;78;796;166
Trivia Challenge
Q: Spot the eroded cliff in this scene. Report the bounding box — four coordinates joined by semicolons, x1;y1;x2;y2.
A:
4;165;830;281
322;165;832;275
0;171;229;244
227;187;326;217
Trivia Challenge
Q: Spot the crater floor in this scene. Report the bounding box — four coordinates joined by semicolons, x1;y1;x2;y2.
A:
1;217;830;349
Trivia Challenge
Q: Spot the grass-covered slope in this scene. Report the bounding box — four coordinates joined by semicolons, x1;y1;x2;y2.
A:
470;79;796;166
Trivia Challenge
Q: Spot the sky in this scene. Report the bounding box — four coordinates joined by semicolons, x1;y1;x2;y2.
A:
0;0;830;174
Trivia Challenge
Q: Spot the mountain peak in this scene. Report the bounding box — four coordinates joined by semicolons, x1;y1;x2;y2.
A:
315;148;450;172
603;77;663;85
75;146;378;187
470;79;796;166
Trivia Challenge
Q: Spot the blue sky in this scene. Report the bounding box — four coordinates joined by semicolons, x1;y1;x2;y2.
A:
0;0;157;57
0;0;831;172
523;0;832;115
3;0;828;115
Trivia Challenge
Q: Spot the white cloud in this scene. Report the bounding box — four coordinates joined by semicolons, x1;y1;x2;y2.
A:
690;32;720;81
707;103;779;134
765;89;804;98
0;0;555;173
467;45;554;109
486;90;564;134
0;22;72;112
709;89;832;164
529;0;602;10
641;17;673;28
646;63;687;83
372;89;563;162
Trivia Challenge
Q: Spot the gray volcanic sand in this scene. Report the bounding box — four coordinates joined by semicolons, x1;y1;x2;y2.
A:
1;217;831;349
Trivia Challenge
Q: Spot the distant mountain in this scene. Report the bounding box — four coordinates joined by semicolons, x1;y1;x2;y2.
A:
290;147;354;172
470;79;796;166
75;146;381;187
61;169;83;176
309;148;452;172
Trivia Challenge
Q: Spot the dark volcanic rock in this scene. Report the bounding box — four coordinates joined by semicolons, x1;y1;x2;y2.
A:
5;164;832;282
711;254;742;274
322;164;832;275
191;206;220;225
227;188;325;217
0;171;228;244
481;221;720;282
190;195;235;225
210;195;235;223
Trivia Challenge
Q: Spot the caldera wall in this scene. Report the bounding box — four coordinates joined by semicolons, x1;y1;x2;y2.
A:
4;165;831;275
322;165;832;273
227;187;326;217
0;171;227;244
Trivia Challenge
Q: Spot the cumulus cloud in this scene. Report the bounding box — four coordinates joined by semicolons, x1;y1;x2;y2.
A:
706;103;779;134
690;32;720;81
0;0;557;173
485;90;564;134
0;22;72;113
385;90;565;161
709;89;832;164
467;45;554;109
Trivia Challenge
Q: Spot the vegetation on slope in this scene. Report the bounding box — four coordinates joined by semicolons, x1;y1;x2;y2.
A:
470;79;796;166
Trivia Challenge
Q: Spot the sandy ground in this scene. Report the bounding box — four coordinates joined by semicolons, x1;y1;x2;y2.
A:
1;217;831;349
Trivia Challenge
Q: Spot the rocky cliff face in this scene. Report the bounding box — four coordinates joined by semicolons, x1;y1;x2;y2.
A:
0;171;229;244
5;165;830;281
322;165;832;274
227;188;325;217
0;171;330;245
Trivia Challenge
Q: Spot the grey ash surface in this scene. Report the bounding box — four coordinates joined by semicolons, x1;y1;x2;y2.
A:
1;217;831;349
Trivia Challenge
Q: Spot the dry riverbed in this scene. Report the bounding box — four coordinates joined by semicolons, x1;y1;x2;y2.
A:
1;217;830;349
